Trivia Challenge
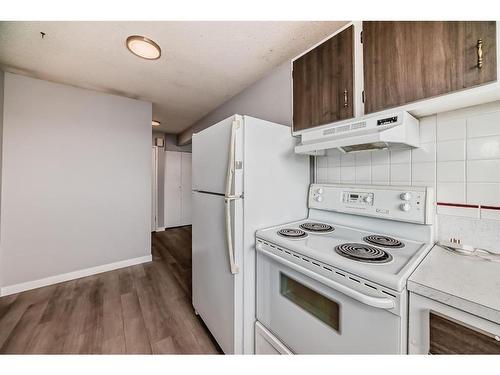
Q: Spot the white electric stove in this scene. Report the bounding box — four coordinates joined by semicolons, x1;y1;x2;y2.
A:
255;183;434;354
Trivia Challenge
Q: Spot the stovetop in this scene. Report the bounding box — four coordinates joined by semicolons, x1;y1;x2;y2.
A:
256;219;432;292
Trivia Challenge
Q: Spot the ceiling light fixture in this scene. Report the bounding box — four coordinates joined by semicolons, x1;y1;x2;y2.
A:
152;120;161;127
126;35;161;60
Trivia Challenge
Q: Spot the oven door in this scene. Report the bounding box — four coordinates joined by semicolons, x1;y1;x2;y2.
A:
256;247;403;354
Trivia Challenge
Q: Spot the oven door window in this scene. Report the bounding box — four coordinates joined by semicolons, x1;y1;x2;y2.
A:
280;272;340;332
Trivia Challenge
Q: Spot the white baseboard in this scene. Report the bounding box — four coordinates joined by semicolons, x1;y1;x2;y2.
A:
0;255;152;297
155;227;166;232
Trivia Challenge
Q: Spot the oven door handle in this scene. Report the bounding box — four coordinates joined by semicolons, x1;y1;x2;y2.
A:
257;244;395;310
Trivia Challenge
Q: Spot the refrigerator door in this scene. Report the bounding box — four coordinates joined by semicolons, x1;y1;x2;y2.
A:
192;115;243;195
192;190;243;354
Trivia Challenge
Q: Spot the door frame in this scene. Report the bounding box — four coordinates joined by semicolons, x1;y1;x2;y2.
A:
151;146;158;232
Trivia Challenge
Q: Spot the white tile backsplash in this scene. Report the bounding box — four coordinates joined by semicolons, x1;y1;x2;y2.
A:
316;156;327;168
467;183;500;206
371;149;390;165
437;205;479;219
316;167;328;183
390;163;411;185
437;139;466;161
437;182;466;203
419;116;437;143
355;165;371;183
327;153;341;167
437;118;466;141
436;161;465;182
467;111;500;138
390;149;412;164
340;153;355;167
412;162;436;182
437;215;500;253
314;100;500;244
466;136;500;160
340;166;355;183
467;160;500;183
411;142;436;163
481;208;500;222
327;166;341;183
371;164;390;183
355;152;371;166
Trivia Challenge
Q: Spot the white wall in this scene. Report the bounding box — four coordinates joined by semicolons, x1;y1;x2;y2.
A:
0;73;152;291
0;70;4;280
315;101;500;252
178;60;292;145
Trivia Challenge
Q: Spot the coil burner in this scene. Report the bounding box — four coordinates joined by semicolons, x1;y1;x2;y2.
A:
335;243;393;264
299;222;334;233
277;228;308;240
363;235;404;248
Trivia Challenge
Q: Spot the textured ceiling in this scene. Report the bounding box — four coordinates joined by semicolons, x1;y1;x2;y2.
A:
0;21;346;133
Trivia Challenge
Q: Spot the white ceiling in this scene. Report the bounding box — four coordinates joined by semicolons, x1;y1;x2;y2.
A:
0;21;346;133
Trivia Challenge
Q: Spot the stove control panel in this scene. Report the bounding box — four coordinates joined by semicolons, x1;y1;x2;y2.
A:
343;192;374;205
309;184;434;225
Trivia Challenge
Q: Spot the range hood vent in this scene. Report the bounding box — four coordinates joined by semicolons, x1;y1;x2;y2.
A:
323;120;367;136
295;112;420;155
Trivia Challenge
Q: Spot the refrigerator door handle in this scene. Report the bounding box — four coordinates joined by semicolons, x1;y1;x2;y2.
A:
224;120;241;275
225;197;240;274
225;119;239;197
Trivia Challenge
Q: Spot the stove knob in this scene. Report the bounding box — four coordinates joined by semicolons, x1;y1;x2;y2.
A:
315;196;323;202
316;188;324;194
400;192;412;201
363;195;373;203
400;202;411;212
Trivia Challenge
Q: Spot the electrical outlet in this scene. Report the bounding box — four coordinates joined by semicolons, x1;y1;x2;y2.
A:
449;237;462;245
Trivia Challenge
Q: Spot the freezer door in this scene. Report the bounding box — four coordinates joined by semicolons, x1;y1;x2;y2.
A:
192;191;243;354
192;115;243;195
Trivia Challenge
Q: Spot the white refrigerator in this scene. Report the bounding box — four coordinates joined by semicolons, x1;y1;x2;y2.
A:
192;115;309;354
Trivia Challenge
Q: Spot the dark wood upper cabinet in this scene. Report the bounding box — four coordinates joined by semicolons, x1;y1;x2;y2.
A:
293;25;354;132
363;21;497;114
465;21;498;87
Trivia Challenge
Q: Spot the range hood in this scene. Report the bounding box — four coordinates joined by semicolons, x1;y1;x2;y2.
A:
295;111;420;155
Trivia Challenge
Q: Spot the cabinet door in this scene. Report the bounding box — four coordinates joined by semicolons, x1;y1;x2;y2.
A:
363;22;497;114
180;152;192;226
293;25;354;132
465;21;497;87
164;151;182;228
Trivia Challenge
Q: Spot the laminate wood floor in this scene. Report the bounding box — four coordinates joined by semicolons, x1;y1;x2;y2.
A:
0;226;222;354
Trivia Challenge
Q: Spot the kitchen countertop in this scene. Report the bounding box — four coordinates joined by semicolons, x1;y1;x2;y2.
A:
408;245;500;324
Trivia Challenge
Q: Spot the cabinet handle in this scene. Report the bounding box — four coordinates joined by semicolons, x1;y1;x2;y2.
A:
343;89;348;107
477;39;483;69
